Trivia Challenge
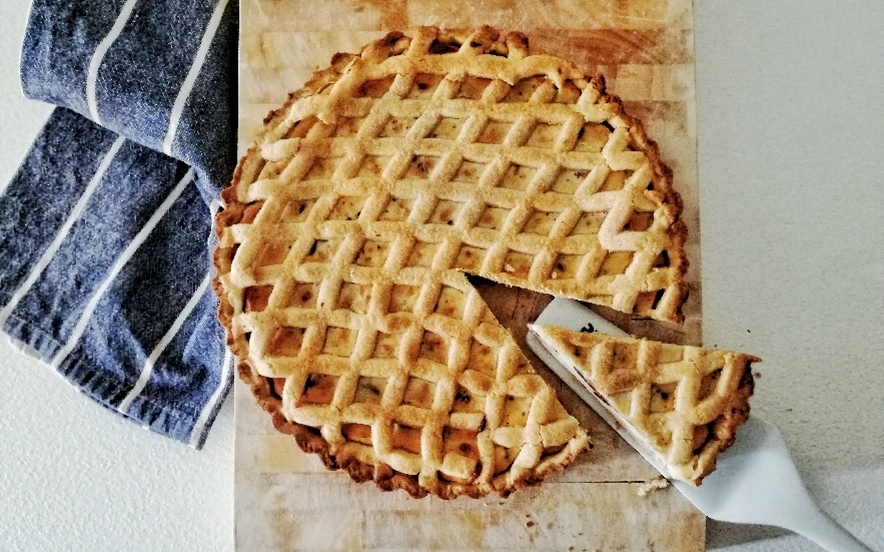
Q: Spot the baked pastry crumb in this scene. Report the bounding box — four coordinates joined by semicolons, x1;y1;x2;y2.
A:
637;477;670;497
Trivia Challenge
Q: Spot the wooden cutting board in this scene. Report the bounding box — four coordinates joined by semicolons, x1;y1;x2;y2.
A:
234;1;705;550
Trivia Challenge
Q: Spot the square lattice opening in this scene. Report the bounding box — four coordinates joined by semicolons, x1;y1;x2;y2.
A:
404;155;440;179
525;123;562;148
303;239;338;264
453;161;485;183
328;196;366;221
658;343;683;364
434;286;465;319
357;155;392;177
428;199;462;226
456;76;492;100
573;123;611;152
298;373;338;406
475;204;508;231
389;284;419;313
391;423;423;455
501;395;532;427
268;326;306;357
379;116;418;138
570;211;606;235
477;120;512;144
284;283;319;309
322;327;359;357
452;385;484;414
355;75;395;98
428;117;464;139
503;250;534;278
356;240;391;267
522;209;559;236
698;369;723;402
455;245;484;271
406;241;438;268
334;116;363;137
279;199;316;222
336;282;370;314
341;423;372;445
650;382;678;414
550;168;590;194
243;285;273;312
354;376;387;405
407;73;443;98
420;331;449;365
502;76;545;102
442;427;480;461
624;211;653;232
468;340;497;376
378;196;413;222
403;377;436;409
598;251;634;276
305;157;340;180
255;242;290;266
552;253;583;279
610;342;638;372
499;164;536;191
600;170;628;192
373;332;401;358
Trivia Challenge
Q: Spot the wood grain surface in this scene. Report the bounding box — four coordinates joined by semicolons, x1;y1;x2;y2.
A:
235;1;704;550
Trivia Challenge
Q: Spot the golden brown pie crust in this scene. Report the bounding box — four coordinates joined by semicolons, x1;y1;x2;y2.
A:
214;26;690;498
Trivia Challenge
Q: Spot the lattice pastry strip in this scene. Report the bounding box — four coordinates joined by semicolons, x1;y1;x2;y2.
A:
529;324;757;485
225;28;687;320
214;26;690;498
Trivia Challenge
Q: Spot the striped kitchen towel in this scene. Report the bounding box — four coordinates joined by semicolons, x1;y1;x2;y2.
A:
0;0;238;448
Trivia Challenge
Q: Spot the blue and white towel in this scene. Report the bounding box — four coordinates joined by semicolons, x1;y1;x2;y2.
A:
0;0;238;448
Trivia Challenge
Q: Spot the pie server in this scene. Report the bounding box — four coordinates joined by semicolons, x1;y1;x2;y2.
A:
526;298;873;552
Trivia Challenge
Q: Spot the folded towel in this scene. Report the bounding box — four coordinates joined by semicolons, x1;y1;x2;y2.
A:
0;0;238;448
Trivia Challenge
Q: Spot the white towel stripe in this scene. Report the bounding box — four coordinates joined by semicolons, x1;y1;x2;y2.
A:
188;348;234;447
86;0;139;125
118;272;212;415
162;0;230;156
50;168;194;369
0;136;126;330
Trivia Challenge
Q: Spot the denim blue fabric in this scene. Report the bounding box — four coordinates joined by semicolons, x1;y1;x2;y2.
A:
0;0;238;447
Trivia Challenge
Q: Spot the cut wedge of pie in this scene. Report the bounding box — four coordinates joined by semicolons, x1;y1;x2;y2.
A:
529;324;757;486
213;26;689;498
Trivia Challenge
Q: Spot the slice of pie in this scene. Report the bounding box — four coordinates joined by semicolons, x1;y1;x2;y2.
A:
529;324;757;485
213;26;688;498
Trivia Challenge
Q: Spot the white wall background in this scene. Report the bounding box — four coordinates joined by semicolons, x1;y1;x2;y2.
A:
0;1;881;551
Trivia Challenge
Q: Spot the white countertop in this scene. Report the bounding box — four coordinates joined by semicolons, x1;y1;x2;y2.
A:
1;2;882;551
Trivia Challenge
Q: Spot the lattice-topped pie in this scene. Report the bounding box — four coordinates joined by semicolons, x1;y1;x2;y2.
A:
213;26;689;498
529;324;757;485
